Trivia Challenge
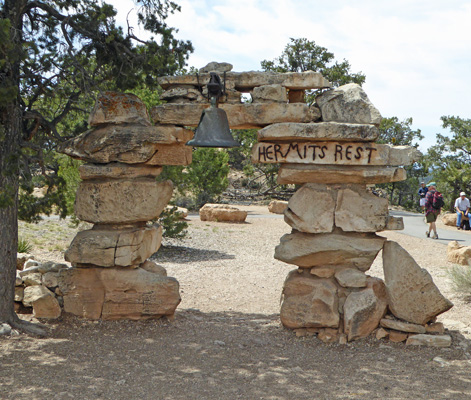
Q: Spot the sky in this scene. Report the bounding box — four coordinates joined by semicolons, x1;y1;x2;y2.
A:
115;0;471;152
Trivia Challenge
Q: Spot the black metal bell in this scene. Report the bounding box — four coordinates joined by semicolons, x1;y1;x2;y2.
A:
186;99;240;148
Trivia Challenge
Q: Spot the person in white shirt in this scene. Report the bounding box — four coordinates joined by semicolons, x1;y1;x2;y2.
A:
455;191;471;230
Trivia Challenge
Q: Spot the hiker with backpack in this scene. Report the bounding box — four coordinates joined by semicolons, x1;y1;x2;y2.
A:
454;192;471;230
424;182;444;239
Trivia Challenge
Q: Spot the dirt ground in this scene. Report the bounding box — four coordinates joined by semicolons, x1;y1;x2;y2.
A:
2;206;471;400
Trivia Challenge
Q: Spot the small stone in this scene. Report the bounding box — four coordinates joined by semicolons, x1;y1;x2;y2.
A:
380;318;426;334
376;328;389;340
426;322;445;334
214;340;226;346
199;62;233;73
14;287;24;302
22;272;42;287
318;328;339;343
338;334;348;345
406;334;452;347
24;259;39;269
0;324;12;336
433;357;450;367
388;330;408;343
334;268;367;288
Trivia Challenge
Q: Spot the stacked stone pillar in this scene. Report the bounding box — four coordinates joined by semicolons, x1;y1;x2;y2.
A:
251;83;453;343
59;92;192;320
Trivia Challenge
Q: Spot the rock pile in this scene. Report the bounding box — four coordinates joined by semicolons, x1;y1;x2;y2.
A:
58;92;186;320
246;76;453;345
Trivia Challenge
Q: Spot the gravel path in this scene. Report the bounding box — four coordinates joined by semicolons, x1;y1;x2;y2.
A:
2;206;471;400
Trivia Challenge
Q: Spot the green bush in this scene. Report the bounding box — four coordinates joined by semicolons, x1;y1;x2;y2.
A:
18;237;33;253
448;265;471;297
159;206;188;239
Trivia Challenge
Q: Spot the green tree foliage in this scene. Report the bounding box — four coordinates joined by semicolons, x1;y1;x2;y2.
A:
261;38;366;88
376;117;425;209
425;116;471;211
0;0;192;332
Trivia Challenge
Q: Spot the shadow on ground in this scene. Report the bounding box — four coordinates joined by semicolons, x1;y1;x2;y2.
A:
1;311;470;400
153;245;236;264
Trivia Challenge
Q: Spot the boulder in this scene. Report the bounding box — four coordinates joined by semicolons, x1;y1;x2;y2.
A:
406;334;452;348
258;122;379;142
280;270;339;329
382;241;453;325
275;231;385;270
151;103;321;129
22;272;42;286
75;179;173;224
380;318;426;334
383;216;404;231
441;213;457;226
199;62;233;73
23;285;61;319
284;184;335;233
334;268;367;288
165;205;188;219
252;84;287;103
59;267;180;320
65;225;162;267
388;330;409;343
268;200;288;214
335;187;389;232
343;284;387;341
59;124;193;164
447;241;471;266
79;163;163;180
89;92;151;126
277;164;407;185
199;204;247;223
316;83;382;125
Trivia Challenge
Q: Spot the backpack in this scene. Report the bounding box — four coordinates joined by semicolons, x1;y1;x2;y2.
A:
432;191;445;209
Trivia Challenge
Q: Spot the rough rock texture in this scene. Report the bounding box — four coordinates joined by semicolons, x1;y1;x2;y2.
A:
65;225;162;267
275;231;385;270
335;187;389;232
383;216;404;231
334;268;367;288
406;334;452;348
267;200;288;214
252;84;287;103
447;241;471;266
89;92;151;126
343;286;387;341
382;241;453;324
441;213;457;226
258;122;379;142
277;164;407;185
284;184;335;233
60;125;193;164
316;83;382;125
59;267;180;320
144;144;193;166
280;270;339;329
75;179;173;224
380;318;426;334
151;103;321;129
199;204;248;223
79;163;163;180
199;61;233;73
23;285;61;319
161;86;206;103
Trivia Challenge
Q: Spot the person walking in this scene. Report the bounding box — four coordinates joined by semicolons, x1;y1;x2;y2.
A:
418;181;428;211
455;191;471;230
424;182;441;239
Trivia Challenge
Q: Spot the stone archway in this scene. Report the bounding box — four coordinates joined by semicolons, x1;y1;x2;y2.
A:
59;65;453;345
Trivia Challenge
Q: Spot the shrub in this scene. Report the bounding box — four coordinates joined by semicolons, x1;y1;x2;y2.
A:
448;265;471;297
18;237;33;253
158;206;188;239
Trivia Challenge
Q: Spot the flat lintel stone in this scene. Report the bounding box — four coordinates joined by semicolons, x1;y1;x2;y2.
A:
277;164;407;185
258;122;379;142
80;163;163;180
151;103;321;129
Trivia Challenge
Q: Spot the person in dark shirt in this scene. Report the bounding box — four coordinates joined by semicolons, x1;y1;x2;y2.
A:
424;182;439;239
418;182;428;211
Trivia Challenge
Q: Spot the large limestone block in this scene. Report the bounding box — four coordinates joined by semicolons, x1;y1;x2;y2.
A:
277;164;407;185
406;334;452;347
151;103;321;129
335;187;389;232
275;231;385;270
23;285;61;319
199;204;247;222
59;124;193;164
258;122;379;142
343;286;387;341
89;92;151;126
284;184;335;233
316;83;382;125
382;241;453;324
80;163;163;180
280;270;339;329
252;141;421;167
252;84;287;103
75;179;173;224
59;267;180;320
144;144;193;166
157;70;331;91
65;225;162;267
447;241;471;266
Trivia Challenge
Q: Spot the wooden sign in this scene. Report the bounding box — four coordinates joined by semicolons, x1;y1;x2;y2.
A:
251;142;420;167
